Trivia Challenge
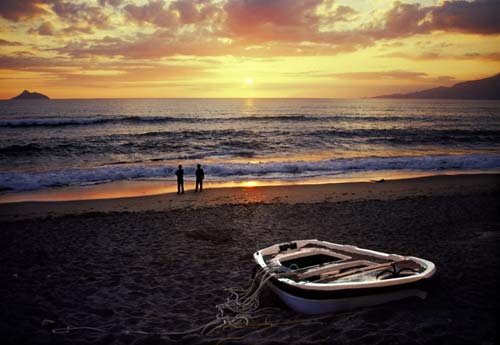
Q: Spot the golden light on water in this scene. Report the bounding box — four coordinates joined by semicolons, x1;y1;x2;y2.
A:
244;181;258;188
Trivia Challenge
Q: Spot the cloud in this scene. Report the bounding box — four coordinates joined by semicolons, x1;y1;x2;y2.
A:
380;51;500;61
223;0;329;43
216;0;371;57
123;0;222;28
27;21;55;36
219;0;499;52
171;0;222;24
462;52;500;61
0;52;210;76
0;0;47;21
369;0;500;39
1;0;499;68
330;5;358;22
60;25;94;35
0;52;213;93
0;54;76;69
3;0;498;63
326;70;457;84
0;38;22;46
57;30;249;59
51;0;111;29
377;1;431;38
428;0;500;35
123;0;178;28
328;71;429;80
99;0;122;7
225;0;321;29
1;0;112;30
53;28;373;60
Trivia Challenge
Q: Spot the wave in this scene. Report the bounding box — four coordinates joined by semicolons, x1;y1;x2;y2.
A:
0;116;180;127
2;114;494;127
0;143;43;154
0;142;81;155
2;127;499;158
1;154;499;192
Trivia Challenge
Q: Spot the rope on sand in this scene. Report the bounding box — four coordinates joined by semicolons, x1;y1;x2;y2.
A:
51;266;292;337
52;326;106;334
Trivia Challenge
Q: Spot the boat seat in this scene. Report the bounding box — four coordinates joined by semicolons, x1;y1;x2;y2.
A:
294;260;377;280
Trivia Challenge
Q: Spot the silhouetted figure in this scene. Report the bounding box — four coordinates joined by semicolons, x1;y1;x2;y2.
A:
176;164;184;194
195;164;205;192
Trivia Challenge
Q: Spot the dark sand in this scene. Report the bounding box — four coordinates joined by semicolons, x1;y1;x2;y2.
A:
1;174;499;344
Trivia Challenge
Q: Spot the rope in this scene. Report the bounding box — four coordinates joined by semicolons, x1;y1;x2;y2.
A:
52;326;106;334
50;265;292;338
207;266;292;335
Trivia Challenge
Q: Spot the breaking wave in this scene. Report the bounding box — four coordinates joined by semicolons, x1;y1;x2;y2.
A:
1;154;499;192
1;114;495;127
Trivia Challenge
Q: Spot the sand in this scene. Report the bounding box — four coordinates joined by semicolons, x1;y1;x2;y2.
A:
1;174;499;344
1;173;498;220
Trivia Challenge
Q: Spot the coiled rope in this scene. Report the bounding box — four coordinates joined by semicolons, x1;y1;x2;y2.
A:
51;265;292;337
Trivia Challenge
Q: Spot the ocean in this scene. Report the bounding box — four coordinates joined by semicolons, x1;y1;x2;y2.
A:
1;98;500;197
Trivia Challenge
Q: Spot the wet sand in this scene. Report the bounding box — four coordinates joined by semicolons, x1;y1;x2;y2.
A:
1;174;499;344
1;173;498;220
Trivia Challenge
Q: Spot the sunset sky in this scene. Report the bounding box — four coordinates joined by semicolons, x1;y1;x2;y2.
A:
0;0;499;99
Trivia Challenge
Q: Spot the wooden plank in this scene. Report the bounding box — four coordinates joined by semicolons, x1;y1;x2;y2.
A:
313;261;399;283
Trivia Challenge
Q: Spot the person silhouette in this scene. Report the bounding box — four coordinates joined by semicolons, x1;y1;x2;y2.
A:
175;164;184;194
195;164;205;192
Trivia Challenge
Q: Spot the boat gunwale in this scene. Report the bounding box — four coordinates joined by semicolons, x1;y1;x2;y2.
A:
254;239;437;292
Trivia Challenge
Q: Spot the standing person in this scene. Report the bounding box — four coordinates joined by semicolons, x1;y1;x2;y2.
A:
175;164;184;194
195;164;205;192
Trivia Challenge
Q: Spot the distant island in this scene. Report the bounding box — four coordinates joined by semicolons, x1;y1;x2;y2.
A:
375;73;500;100
10;90;50;100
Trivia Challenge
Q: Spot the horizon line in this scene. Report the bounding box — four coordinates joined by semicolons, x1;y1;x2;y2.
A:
2;96;367;101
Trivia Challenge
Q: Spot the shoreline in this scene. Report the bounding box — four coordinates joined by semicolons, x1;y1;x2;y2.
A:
1;173;498;221
0;169;446;204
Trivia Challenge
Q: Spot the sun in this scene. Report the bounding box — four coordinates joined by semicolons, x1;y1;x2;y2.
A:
244;180;258;187
244;78;254;84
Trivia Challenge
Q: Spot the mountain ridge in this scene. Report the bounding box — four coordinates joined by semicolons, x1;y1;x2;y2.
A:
375;74;500;100
10;90;50;100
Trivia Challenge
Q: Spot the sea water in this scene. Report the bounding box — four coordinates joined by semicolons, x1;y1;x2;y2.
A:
1;98;499;197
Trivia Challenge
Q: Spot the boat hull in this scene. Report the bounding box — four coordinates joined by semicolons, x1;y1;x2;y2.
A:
269;282;428;314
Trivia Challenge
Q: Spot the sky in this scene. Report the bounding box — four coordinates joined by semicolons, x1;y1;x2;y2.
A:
0;0;499;99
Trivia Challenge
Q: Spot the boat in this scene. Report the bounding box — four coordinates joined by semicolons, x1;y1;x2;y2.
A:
253;239;437;314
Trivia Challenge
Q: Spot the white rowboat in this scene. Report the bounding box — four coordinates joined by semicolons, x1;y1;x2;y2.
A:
253;239;437;314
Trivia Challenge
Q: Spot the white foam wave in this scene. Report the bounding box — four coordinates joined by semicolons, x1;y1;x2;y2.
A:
1;154;499;192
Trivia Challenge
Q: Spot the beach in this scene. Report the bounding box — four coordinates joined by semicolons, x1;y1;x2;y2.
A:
1;174;499;344
2;0;500;343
